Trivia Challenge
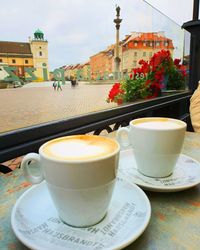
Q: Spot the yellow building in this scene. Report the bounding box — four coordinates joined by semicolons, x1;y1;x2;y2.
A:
0;41;34;79
0;29;49;81
30;29;49;81
81;62;90;80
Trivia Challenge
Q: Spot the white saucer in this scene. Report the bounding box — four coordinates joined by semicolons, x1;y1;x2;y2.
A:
118;149;200;192
11;178;151;250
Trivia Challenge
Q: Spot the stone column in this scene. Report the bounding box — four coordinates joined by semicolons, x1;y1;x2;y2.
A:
113;6;122;81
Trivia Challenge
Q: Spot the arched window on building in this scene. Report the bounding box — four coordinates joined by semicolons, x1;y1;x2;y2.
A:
39;51;42;56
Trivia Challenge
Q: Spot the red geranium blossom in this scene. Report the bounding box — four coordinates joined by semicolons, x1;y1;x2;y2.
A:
174;58;181;67
107;83;124;104
150;50;171;71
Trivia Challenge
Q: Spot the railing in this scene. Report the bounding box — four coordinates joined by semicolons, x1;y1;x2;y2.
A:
0;91;192;162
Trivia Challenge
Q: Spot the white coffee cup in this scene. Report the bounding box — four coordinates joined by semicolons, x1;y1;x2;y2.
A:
116;117;186;178
21;135;120;227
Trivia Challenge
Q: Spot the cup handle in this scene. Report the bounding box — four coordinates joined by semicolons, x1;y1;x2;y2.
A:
21;153;44;184
116;127;131;148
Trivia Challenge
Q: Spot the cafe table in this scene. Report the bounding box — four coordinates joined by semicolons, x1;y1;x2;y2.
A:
1;131;200;250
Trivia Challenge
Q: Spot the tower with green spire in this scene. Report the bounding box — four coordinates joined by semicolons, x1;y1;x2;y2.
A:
34;29;44;40
30;29;49;81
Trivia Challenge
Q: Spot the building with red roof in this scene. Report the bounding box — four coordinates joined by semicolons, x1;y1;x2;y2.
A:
121;31;174;73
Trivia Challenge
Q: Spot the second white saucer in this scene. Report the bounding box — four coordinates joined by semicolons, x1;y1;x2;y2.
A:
119;149;200;192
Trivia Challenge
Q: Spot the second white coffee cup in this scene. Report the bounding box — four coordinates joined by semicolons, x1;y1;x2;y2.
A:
117;117;186;178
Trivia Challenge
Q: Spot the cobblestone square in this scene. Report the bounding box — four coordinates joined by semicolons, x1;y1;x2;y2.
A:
0;82;116;133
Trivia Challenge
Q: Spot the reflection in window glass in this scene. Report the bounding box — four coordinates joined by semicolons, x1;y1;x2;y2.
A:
0;0;189;133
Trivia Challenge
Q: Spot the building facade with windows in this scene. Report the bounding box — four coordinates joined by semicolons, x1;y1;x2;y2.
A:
0;41;34;79
0;29;49;81
121;32;174;74
90;45;115;80
87;32;174;80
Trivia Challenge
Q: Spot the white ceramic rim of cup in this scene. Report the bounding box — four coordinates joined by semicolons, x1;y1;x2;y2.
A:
39;135;120;163
130;117;187;131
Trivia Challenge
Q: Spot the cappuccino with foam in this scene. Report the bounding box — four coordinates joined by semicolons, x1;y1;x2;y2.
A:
21;134;120;227
132;118;184;130
117;117;186;178
42;135;118;161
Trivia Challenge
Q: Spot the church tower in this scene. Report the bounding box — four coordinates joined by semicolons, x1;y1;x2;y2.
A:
30;29;49;81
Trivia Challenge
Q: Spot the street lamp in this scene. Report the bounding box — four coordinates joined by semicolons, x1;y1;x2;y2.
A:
114;5;122;81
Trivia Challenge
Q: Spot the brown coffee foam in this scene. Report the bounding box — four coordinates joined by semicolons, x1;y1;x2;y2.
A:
42;135;118;160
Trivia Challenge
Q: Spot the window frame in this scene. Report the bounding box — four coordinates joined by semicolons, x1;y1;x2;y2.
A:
0;91;192;162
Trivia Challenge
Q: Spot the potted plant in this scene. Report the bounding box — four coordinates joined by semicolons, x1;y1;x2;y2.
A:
107;50;187;105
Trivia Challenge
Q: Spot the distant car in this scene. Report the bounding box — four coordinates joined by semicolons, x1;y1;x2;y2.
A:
12;81;23;88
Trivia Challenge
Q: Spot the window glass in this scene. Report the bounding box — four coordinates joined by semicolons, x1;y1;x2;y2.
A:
0;0;190;134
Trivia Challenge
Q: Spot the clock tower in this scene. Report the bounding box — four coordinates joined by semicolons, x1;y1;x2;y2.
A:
30;29;49;81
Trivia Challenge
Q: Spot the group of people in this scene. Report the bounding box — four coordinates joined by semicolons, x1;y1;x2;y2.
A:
53;80;62;91
70;76;78;88
53;78;79;91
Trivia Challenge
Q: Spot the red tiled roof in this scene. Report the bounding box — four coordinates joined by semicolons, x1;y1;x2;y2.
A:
122;32;174;50
72;64;80;69
133;33;170;42
0;41;32;55
83;61;90;66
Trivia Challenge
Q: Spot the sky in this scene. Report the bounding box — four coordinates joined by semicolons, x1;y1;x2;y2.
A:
144;0;193;25
0;0;194;70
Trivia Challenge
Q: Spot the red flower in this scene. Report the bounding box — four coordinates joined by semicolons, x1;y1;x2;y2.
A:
107;49;186;104
139;59;146;65
150;50;171;71
179;65;187;77
146;82;161;99
145;79;151;86
116;98;123;105
138;59;150;74
107;83;124;103
174;59;181;67
132;68;142;77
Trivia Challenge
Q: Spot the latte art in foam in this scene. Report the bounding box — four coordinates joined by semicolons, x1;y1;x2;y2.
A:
42;135;118;160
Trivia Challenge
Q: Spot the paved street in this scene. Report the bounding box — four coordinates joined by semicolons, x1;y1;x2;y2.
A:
0;81;116;133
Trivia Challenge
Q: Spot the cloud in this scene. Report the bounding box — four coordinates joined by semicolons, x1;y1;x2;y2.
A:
0;0;192;69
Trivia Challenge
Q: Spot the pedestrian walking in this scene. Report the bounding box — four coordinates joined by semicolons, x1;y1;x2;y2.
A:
57;80;62;91
53;81;57;91
70;77;78;88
